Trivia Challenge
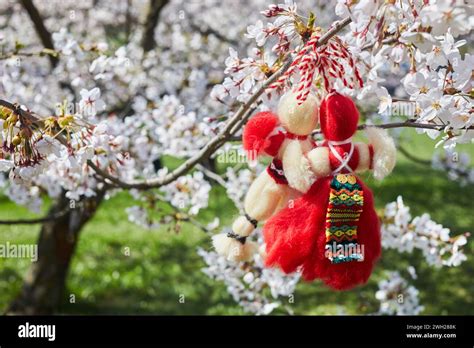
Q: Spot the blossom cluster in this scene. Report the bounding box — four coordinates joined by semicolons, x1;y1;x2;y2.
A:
198;231;300;315
336;0;473;148
375;269;424;315
211;1;341;104
382;196;469;267
432;149;474;186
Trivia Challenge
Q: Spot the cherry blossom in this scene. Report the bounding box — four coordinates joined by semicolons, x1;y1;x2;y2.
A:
375;270;424;315
198;229;300;315
79;87;106;117
0;0;471;316
382;196;469;267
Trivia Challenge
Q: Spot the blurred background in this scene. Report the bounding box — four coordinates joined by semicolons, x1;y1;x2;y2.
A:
0;0;473;315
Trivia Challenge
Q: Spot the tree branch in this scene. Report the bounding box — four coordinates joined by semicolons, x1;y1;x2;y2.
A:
356;121;472;131
19;0;58;68
398;145;432;165
0;209;70;225
2;17;353;190
227;121;474;141
87;16;353;189
189;22;238;46
0;201;76;225
141;0;169;52
0;99;43;126
196;164;228;188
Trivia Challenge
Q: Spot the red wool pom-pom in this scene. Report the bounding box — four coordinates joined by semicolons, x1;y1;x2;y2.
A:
320;92;359;141
243;111;280;159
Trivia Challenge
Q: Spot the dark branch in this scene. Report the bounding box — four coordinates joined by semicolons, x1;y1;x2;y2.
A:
19;0;58;68
88;17;353;189
141;0;169;52
0;208;70;225
398;145;432;165
0;99;43;126
189;22;238;46
227;121;474;141
1;17;353;190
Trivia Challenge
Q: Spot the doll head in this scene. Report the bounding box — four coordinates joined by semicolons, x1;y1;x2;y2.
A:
319;91;359;142
277;91;319;136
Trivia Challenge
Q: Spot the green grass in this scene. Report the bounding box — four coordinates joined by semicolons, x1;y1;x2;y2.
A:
0;130;473;315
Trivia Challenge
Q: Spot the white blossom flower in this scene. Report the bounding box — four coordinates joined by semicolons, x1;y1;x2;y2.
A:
402;71;437;97
376;86;392;115
52;28;80;55
382;196;469;267
420;2;471;37
376;271;424;315
161;170;211;216
0;159;14;172
79;87;106;117
198;230;300;315
246;20;266;46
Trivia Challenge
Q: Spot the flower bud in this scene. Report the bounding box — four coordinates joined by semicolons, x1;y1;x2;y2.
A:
0;107;8;120
12;135;21;146
6;113;18;125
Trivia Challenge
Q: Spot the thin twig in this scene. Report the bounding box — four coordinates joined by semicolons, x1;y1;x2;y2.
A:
141;0;169;52
196;164;228;188
0;100;44;126
356;121;473;131
0;206;71;225
229;120;474;142
0;49;59;61
0;213;67;225
19;0;59;68
398;145;431;165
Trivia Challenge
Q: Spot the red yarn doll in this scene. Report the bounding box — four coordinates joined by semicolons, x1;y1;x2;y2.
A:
263;91;397;290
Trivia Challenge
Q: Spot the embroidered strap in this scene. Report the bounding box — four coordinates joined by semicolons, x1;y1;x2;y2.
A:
324;173;364;264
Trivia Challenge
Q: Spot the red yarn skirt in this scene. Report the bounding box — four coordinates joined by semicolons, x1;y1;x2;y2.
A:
263;176;381;290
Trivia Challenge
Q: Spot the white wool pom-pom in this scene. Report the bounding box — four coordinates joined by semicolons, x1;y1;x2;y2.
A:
231;216;255;236
212;233;257;262
365;127;397;180
277;91;319;135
